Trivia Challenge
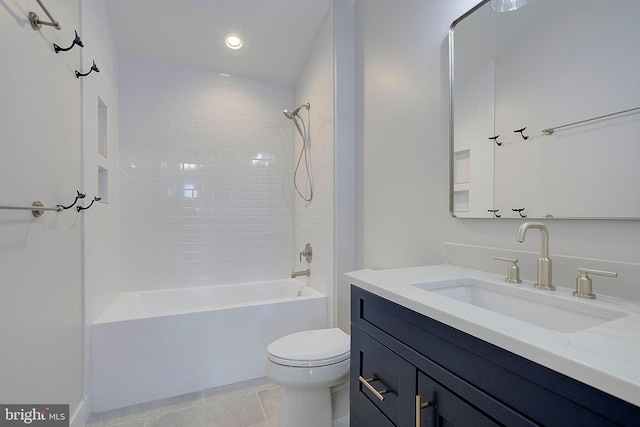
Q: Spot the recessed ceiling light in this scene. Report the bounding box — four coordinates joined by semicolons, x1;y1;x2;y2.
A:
225;34;243;50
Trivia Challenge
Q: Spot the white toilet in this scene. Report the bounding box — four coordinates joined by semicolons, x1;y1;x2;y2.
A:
265;328;350;427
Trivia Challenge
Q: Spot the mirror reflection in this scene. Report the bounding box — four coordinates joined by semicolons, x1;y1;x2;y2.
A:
450;0;640;219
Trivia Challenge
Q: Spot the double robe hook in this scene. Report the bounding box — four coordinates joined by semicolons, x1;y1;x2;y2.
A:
75;60;99;78
55;190;101;211
488;208;526;218
55;30;83;53
77;196;101;212
512;208;527;218
488;135;502;146
513;127;529;140
489;126;529;146
57;190;85;210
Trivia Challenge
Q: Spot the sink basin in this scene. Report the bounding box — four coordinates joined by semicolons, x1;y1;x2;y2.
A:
412;278;629;333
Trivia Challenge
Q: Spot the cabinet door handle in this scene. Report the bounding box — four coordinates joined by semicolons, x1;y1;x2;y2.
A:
415;394;432;427
358;376;389;401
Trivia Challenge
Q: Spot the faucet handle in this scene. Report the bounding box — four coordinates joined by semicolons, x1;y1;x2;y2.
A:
494;256;522;284
299;243;313;263
574;268;617;299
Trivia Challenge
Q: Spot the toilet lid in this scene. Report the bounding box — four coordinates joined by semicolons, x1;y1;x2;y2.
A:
267;328;350;367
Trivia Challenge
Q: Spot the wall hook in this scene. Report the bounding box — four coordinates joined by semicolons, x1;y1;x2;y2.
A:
514;127;529;140
29;0;61;30
77;196;101;212
57;190;85;210
488;135;502;146
75;60;99;78
512;208;527;218
54;30;83;53
488;209;501;218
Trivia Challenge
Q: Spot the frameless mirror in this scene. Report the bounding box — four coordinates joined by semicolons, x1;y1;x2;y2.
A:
449;0;640;219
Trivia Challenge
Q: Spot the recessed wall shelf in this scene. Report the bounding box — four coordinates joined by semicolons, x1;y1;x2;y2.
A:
453;190;469;212
98;166;108;204
98;97;108;158
453;149;470;184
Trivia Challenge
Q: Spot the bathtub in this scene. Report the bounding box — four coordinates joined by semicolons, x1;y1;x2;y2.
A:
91;279;327;411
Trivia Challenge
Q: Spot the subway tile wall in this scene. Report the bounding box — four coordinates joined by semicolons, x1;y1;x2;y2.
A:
294;6;336;324
119;57;296;291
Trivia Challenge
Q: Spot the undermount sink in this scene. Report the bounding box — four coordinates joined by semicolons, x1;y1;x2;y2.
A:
412;278;629;333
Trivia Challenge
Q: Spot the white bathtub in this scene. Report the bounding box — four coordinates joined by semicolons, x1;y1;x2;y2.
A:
91;279;327;411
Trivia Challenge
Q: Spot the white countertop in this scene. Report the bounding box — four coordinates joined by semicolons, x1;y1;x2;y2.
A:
346;264;640;407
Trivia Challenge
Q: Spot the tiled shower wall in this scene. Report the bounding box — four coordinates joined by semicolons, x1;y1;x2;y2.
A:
119;56;296;291
294;5;336;323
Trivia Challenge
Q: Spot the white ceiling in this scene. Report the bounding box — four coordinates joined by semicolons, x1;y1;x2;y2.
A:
105;0;334;86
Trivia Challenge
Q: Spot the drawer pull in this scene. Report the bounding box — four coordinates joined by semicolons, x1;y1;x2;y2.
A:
415;395;432;427
358;376;389;401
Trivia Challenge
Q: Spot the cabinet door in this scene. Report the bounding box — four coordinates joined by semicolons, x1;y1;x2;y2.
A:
351;326;416;426
418;371;499;427
418;371;523;427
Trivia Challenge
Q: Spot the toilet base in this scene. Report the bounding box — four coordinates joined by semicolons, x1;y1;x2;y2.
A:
332;380;349;421
278;387;332;427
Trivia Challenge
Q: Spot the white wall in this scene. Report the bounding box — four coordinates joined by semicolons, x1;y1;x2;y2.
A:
334;0;356;332
0;0;84;418
82;0;121;322
355;1;640;294
356;0;468;269
118;57;296;291
293;5;336;323
81;0;121;420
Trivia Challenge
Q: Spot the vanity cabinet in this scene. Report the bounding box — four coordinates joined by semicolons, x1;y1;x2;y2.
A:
350;286;640;427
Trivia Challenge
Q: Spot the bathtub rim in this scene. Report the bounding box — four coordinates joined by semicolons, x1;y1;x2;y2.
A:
93;278;325;325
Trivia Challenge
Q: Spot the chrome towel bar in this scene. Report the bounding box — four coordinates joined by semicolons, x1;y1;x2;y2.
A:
0;201;63;217
1;191;100;217
542;106;640;135
29;0;61;30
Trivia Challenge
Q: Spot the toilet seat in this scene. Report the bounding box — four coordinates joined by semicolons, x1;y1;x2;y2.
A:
267;328;350;367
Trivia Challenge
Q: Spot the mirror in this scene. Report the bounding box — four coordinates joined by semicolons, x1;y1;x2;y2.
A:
449;0;640;219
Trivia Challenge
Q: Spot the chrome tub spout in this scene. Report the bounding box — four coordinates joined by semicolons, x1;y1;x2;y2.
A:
291;269;310;278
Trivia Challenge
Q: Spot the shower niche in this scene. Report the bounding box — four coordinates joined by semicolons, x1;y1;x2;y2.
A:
97;96;108;203
98;97;108;159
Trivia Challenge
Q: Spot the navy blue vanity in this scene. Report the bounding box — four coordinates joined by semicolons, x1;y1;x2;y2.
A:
348;266;640;426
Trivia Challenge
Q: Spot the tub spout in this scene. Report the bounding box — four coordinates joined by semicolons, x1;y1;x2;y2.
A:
291;269;310;278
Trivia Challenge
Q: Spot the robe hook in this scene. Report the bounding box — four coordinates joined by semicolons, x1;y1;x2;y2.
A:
75;60;99;78
488;209;501;218
488;135;502;146
514;127;529;140
77;196;101;212
57;190;86;210
512;208;527;218
54;30;83;53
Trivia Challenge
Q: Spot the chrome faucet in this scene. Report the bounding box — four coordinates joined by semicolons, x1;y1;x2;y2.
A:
516;222;555;291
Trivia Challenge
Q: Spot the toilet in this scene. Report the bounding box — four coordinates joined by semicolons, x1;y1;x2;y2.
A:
265;328;350;427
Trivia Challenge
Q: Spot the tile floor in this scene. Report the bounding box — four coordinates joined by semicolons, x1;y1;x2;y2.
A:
87;377;282;427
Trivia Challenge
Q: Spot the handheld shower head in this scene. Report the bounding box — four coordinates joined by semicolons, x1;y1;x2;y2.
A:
283;109;295;119
282;102;313;202
282;103;310;119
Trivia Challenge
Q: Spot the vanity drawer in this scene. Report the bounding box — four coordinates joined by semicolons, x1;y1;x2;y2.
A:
351;325;415;426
